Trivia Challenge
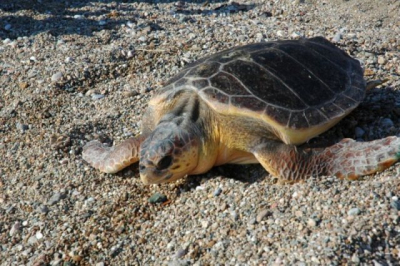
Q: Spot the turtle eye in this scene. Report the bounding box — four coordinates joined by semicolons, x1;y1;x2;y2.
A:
156;156;172;170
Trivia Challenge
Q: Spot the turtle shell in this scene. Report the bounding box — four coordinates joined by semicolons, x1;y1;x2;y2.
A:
158;37;366;145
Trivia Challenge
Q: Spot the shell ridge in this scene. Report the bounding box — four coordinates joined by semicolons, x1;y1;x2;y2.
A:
219;70;295;112
181;66;196;78
246;60;310;108
219;69;257;96
270;47;337;95
302;110;311;128
299;42;351;77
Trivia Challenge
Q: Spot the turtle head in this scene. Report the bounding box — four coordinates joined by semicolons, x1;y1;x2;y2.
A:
139;123;200;185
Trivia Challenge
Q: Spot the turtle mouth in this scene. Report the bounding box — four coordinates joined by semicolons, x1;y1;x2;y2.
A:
140;167;189;185
140;173;172;185
139;164;172;184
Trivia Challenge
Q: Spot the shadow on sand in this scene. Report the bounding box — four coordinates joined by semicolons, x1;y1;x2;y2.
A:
0;0;255;39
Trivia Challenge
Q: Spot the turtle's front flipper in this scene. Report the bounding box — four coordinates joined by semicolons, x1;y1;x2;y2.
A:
82;136;144;173
253;137;400;183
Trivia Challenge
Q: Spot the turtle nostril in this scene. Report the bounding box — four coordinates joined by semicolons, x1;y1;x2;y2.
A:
156;156;173;170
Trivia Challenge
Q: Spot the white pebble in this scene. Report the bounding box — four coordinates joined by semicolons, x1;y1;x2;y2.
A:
332;32;342;43
74;15;84;19
377;56;387;65
51;72;63;82
127;50;134;58
9;222;21;236
99;20;107;26
348;208;361;216
65;57;73;63
201;220;210;228
291;32;301;38
307;218;317;227
92;94;105;100
36;231;43;239
138;36;147;42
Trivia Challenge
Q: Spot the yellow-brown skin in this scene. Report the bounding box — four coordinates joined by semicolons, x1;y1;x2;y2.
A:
82;89;400;185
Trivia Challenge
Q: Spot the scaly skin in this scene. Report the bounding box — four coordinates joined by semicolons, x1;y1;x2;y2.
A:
82;136;144;174
253;137;400;183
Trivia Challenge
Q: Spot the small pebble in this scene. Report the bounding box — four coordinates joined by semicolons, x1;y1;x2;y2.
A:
51;72;63;83
377;56;386;65
348;208;361;216
231;211;239;221
175;248;188;258
48;192;65;205
35;231;43;240
390;200;400;211
38;205;49;214
9;222;22;236
201;220;210;228
213;187;222;197
381;118;393;128
138;36;147;42
16;123;29;132
307;218;317;227
91;94;105;100
256;209;270;222
4;24;11;31
332;32;342;42
27;235;38;245
354;127;365;138
148;193;167;204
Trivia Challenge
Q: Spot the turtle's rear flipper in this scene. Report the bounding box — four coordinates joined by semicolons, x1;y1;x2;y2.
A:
82;136;143;173
324;137;400;180
253;137;400;183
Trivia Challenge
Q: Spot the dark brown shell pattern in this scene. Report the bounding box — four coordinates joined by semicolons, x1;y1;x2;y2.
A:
158;37;366;129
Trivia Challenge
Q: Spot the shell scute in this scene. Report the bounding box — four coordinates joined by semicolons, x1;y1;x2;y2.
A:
319;103;344;119
250;48;337;106
223;59;306;109
231;96;266;111
202;87;230;105
305;39;352;69
174;78;189;88
264;105;291;125
289;111;310;129
210;72;250;96
192;79;209;90
304;108;327;127
269;43;352;95
335;94;357;110
186;61;220;78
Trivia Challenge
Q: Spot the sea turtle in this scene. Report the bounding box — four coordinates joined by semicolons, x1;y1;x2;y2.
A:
83;37;400;185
